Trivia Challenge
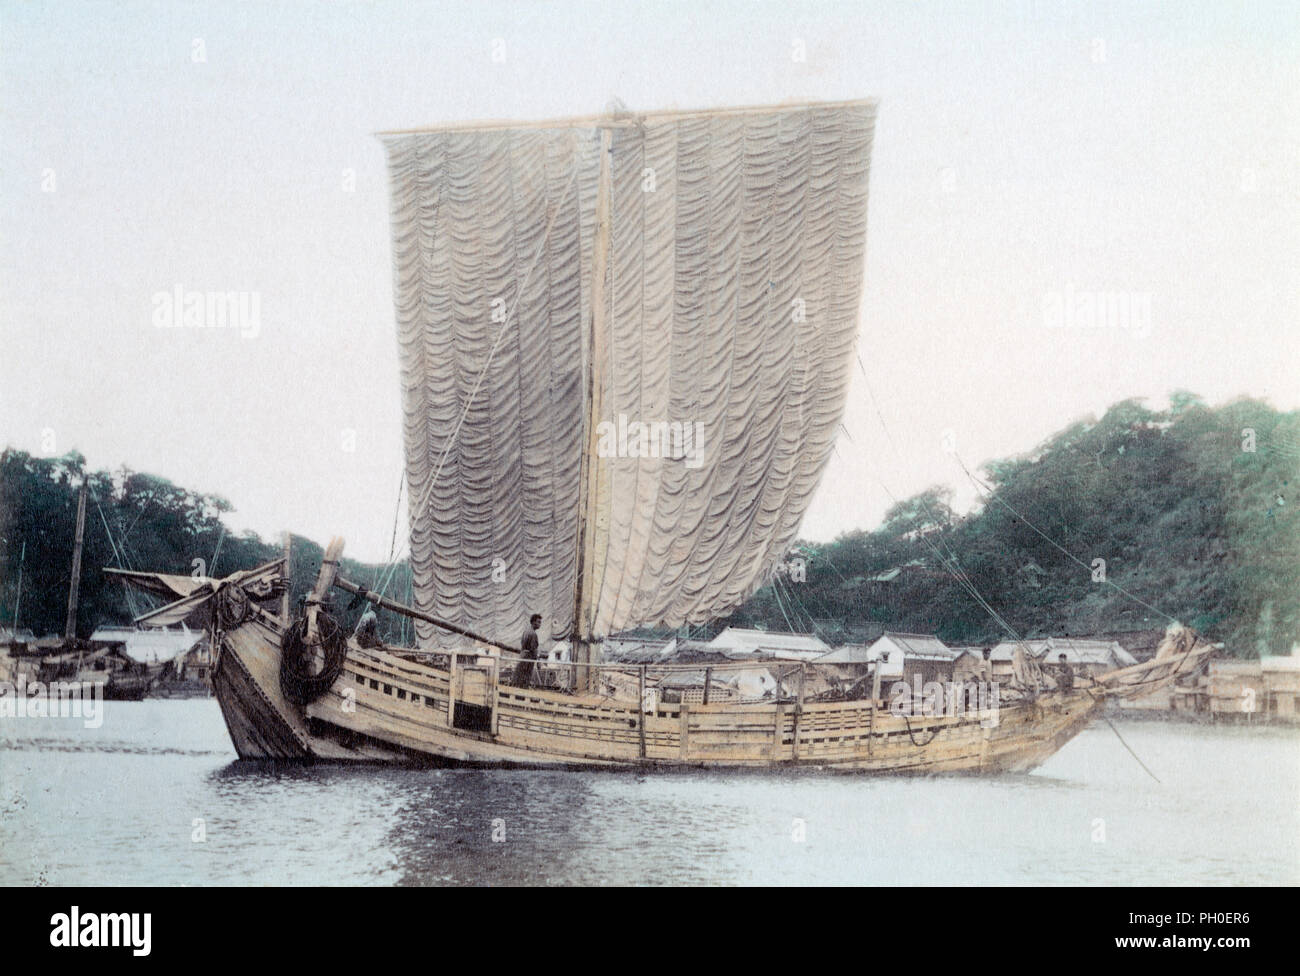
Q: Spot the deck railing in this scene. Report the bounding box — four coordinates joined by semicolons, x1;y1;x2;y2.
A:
408;644;881;707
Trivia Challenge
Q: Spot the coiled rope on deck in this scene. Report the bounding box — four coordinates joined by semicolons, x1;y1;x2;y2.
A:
280;612;348;705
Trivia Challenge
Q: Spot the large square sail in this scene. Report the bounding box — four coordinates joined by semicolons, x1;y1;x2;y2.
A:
381;99;876;645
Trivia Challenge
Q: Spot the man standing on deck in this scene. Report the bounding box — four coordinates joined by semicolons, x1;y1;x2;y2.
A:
1056;652;1075;693
515;613;542;687
354;608;381;649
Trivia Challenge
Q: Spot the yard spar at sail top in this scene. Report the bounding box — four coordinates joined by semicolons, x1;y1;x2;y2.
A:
379;100;876;652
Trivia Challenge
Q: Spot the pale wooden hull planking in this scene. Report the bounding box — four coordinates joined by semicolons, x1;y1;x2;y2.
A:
209;609;1123;773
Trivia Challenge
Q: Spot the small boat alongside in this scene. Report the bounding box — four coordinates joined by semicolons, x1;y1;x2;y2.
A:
3;479;164;701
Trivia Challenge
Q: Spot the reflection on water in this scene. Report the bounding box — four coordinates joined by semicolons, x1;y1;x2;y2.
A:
1;701;1297;885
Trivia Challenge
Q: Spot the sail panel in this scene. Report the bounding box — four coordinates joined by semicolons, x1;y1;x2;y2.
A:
582;102;876;636
384;127;598;645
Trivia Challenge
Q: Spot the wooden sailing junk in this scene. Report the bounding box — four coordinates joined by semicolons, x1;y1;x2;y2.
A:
117;99;1213;769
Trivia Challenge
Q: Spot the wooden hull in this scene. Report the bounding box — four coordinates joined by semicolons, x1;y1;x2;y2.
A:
210;611;1105;773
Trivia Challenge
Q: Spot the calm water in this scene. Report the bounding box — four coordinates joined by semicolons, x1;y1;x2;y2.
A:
1;700;1296;885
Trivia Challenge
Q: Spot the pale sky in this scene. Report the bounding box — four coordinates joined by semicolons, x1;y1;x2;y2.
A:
3;1;1297;561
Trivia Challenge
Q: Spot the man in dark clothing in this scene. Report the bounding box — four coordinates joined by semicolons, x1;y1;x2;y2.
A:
1057;652;1074;693
515;613;542;688
354;608;381;649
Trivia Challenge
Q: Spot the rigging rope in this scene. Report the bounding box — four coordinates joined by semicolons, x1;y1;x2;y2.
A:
362;164;582;635
851;357;1185;782
770;575;797;634
368;470;407;609
406;164;581;537
774;558;844;631
209;522;226;578
952;453;1176;625
773;575;813;633
91;490;142;621
1102;715;1161;782
853;356;1038;656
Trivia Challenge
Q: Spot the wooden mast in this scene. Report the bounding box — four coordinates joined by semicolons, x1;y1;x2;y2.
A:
64;480;88;640
571;123;614;695
12;540;24;635
305;537;344;644
281;531;292;626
